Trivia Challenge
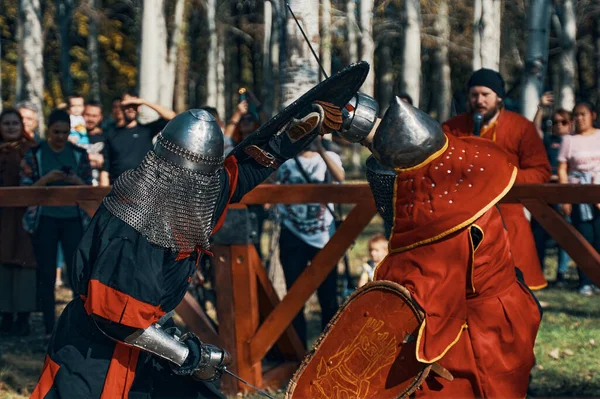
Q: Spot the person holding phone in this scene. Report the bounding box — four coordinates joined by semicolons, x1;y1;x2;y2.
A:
20;109;93;337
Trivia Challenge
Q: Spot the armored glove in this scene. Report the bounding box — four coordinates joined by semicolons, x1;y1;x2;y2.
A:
312;101;344;135
171;332;232;381
286;101;344;143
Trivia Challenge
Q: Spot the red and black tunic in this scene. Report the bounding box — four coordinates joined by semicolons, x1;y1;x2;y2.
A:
32;155;272;399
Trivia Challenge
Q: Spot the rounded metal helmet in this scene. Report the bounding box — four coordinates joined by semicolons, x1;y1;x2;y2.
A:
372;96;445;169
154;109;224;173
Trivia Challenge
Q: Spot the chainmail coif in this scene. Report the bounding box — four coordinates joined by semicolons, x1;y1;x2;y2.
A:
103;151;222;252
366;157;396;238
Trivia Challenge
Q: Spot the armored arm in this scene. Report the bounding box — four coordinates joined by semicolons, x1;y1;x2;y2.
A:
92;315;230;380
230;102;345;201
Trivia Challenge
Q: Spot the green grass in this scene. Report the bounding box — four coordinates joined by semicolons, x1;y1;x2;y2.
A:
530;288;600;397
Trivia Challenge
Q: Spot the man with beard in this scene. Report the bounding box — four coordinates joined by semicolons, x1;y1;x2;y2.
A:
442;68;551;290
100;93;177;185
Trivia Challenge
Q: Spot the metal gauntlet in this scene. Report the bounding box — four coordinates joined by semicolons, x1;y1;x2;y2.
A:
97;320;231;381
338;93;379;144
170;332;232;381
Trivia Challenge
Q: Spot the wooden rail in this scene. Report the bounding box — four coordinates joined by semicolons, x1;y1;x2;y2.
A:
1;184;600;393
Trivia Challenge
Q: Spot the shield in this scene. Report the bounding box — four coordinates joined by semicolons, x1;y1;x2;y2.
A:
285;281;431;399
231;61;370;157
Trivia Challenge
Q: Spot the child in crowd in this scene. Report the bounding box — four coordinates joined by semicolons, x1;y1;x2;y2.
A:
357;233;389;287
67;94;88;145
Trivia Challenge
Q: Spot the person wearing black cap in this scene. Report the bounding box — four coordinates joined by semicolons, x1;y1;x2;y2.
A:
442;68;551;291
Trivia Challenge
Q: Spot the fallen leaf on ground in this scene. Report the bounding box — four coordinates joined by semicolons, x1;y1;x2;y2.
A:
536;364;545;370
548;348;560;360
563;349;574;356
591;339;596;346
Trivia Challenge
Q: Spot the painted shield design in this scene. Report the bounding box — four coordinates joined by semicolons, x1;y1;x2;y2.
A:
285;280;431;399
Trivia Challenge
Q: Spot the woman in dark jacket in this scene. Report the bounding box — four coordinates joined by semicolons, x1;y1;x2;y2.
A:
20;109;93;336
0;108;37;335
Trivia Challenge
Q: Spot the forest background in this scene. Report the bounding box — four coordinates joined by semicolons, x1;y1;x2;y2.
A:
1;0;599;133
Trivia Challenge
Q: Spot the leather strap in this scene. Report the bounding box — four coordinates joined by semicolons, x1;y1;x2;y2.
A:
243;145;282;169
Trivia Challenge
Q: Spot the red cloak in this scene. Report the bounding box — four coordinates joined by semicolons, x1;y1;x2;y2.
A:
443;110;551;290
375;134;541;397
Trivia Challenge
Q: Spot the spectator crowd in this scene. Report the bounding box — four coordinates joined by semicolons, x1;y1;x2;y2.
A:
1;69;599;342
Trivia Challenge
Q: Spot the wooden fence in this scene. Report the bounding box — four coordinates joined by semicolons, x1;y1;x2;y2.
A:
1;184;599;394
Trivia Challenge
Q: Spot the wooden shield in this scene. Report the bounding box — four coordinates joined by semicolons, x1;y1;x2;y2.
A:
285;281;430;399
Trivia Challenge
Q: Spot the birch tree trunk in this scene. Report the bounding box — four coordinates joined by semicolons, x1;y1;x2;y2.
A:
595;19;600;121
216;24;226;118
174;1;190;113
86;0;101;102
271;7;281;113
138;0;183;121
433;0;451;121
359;0;374;95
400;0;421;107
557;0;576;111
281;0;320;106
377;43;394;114
473;0;502;71
520;0;551;120
206;0;219;109
346;0;358;63
0;25;3;113
57;0;74;97
160;0;185;108
139;0;167;122
17;0;44;134
262;0;275;117
320;0;332;78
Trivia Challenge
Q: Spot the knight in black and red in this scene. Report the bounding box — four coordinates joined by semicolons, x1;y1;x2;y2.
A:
30;102;349;398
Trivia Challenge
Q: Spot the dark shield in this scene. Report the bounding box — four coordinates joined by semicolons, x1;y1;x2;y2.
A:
230;61;370;157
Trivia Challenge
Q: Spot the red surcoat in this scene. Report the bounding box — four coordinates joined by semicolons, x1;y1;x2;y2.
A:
375;135;541;397
442;110;551;290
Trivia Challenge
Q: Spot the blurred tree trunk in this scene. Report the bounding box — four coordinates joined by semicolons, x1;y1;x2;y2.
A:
473;0;502;71
139;0;167;122
400;0;421;107
0;14;3;113
433;0;451;122
281;0;320;106
595;18;600;121
57;0;74;97
206;0;219;110
320;0;332;78
556;0;576;111
85;0;101;103
161;0;185;108
217;24;226;118
377;43;393;114
262;0;275;117
138;0;184;122
17;0;44;134
359;0;374;95
520;0;551;120
346;0;358;63
174;1;190;113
